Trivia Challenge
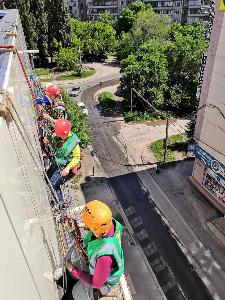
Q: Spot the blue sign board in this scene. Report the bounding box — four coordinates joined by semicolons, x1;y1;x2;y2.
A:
192;144;225;181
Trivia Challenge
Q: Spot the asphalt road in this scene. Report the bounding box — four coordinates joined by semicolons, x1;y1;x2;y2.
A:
80;80;213;300
81;178;166;300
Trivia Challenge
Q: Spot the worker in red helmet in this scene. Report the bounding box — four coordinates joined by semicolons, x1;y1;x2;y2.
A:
36;84;67;125
47;119;81;204
44;84;67;122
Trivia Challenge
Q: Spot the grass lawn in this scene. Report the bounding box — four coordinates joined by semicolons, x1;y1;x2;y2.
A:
35;68;95;81
149;134;189;163
56;69;95;81
35;68;51;76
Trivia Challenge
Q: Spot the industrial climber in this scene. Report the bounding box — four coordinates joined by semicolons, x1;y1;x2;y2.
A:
36;84;67;125
47;119;81;205
66;200;125;299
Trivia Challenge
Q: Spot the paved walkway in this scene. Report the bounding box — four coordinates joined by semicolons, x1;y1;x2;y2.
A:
48;58;121;89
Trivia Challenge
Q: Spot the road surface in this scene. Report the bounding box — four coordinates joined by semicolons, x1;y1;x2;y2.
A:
79;81;213;300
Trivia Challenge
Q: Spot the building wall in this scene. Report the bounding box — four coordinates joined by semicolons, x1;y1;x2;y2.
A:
191;1;225;213
68;0;210;22
0;10;61;299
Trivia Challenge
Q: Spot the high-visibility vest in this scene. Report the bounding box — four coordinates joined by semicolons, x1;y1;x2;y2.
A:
83;219;124;286
51;99;67;119
54;132;80;166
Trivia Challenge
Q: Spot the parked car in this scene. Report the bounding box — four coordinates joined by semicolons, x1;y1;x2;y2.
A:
69;86;81;97
77;101;88;116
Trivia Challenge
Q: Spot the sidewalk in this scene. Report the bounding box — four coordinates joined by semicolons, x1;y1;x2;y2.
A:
132;159;225;300
50;59;121;88
148;160;225;269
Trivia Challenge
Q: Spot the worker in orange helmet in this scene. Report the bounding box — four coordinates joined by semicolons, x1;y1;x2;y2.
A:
66;200;124;299
47;119;81;204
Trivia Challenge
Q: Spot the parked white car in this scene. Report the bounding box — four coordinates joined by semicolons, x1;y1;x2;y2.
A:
69;86;81;97
77;101;88;116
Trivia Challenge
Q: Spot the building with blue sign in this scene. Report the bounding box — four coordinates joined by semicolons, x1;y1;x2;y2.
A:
190;6;225;214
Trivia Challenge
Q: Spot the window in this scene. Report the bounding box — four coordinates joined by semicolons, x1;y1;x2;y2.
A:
161;9;172;14
173;10;180;14
174;1;181;6
189;8;200;14
201;0;210;4
201;8;209;14
163;1;173;6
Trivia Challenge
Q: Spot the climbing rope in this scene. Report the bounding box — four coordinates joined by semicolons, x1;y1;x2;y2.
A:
0;45;89;296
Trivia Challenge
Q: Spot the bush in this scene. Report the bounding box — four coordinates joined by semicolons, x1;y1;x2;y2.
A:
61;90;92;148
149;134;189;162
124;111;167;122
98;92;115;110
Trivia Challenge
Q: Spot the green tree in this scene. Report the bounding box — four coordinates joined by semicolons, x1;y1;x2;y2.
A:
116;7;135;34
116;1;147;35
55;47;79;71
121;40;169;110
98;11;114;26
6;0;37;50
70;19;116;60
117;7;171;60
166;22;207;112
131;9;171;50
30;0;48;65
45;0;71;59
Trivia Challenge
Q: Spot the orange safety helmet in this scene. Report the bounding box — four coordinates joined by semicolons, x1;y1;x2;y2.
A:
81;200;113;238
46;85;60;97
54;119;72;138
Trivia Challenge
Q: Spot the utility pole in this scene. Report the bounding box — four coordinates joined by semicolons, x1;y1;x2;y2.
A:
163;118;169;163
130;86;133;113
130;80;135;113
132;88;169;165
78;44;82;76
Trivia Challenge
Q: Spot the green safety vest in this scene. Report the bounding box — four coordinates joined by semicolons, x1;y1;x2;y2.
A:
54;132;80;166
83;219;124;286
51;99;67;120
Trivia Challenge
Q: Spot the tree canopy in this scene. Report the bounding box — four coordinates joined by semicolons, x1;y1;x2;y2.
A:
70;18;117;61
117;3;207;115
6;0;71;65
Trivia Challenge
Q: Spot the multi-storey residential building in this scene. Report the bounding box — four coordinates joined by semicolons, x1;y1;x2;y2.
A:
67;0;87;20
86;0;127;20
68;0;210;23
190;7;225;214
144;0;210;23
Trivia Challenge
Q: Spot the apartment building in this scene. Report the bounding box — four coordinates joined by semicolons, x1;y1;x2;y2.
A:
85;0;127;20
68;0;210;23
67;0;87;20
190;7;225;214
144;0;210;23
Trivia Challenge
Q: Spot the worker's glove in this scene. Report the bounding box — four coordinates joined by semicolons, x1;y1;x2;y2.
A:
61;167;70;177
43;137;49;145
65;260;73;272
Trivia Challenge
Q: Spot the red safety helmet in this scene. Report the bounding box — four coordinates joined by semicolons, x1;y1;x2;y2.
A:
54;119;72;138
46;85;60;97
